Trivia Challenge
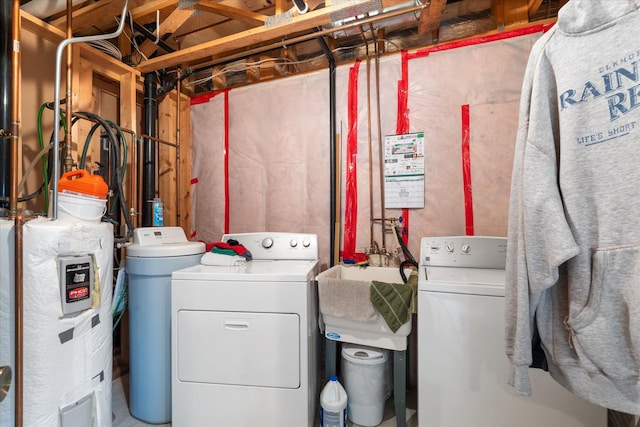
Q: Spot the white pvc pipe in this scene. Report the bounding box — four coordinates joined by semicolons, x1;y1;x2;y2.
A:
51;0;128;220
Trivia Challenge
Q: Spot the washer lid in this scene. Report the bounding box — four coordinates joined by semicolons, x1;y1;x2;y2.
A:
127;227;205;257
418;266;505;296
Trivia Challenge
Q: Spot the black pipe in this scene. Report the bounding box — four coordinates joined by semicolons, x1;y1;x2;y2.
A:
315;32;337;266
0;1;12;209
142;72;158;226
128;15;175;55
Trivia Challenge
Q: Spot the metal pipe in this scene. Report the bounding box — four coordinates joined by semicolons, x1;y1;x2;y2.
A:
11;5;23;425
128;16;175;55
9;0;19;215
139;134;177;148
13;213;23;427
142;72;158;226
314;33;337;266
64;0;74;173
373;26;386;250
191;5;424;75
51;0;129;219
0;1;12;209
175;70;181;227
360;24;375;251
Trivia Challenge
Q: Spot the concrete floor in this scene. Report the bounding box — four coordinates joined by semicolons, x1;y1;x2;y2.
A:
111;374;418;427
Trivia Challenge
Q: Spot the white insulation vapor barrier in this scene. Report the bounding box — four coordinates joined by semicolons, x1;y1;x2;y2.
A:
190;30;543;267
0;217;114;426
0;219;15;422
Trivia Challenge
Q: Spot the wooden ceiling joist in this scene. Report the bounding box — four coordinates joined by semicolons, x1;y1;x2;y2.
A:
50;0;148;32
138;7;195;57
135;0;411;73
527;0;544;17
495;0;529;27
194;0;268;27
417;0;447;35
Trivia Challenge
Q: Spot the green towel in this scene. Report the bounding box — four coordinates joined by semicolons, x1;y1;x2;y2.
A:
370;272;418;333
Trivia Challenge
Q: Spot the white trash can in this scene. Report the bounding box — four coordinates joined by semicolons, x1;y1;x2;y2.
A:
341;344;391;426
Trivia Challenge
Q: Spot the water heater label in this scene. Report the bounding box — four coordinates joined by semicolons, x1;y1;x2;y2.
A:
59;255;94;316
66;263;91;302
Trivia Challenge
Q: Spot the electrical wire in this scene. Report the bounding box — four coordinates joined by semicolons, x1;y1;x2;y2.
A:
87;39;123;60
183;39;403;88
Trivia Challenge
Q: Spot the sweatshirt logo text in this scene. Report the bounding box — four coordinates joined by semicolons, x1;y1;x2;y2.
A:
559;57;640;121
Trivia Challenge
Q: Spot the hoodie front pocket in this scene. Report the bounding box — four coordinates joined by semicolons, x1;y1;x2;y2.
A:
566;245;640;379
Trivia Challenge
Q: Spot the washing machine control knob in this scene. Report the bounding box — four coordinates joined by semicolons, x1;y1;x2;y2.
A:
262;237;274;249
461;244;471;254
302;238;311;248
445;243;454;253
290;239;298;247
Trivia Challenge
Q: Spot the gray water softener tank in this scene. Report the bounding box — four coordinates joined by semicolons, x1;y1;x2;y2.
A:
126;227;205;424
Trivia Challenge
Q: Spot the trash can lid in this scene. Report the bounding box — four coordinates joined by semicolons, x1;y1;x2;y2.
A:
342;344;388;364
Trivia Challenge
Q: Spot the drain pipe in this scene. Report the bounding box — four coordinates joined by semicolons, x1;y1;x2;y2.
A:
50;0;128;219
142;72;158;227
0;1;12;210
314;32;337;266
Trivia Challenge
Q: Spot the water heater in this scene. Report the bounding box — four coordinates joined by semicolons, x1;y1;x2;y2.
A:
0;217;114;426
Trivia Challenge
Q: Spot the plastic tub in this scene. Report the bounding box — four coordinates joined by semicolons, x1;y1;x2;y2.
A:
50;191;107;223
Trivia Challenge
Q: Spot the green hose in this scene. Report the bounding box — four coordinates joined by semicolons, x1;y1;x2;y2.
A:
37;102;68;213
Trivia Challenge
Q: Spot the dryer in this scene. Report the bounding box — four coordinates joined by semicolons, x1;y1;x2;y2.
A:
417;236;607;427
171;232;319;427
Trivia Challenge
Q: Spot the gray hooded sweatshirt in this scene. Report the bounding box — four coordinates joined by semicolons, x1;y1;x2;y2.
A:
506;0;640;414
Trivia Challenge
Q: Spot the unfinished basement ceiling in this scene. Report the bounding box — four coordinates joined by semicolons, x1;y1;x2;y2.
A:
19;0;566;94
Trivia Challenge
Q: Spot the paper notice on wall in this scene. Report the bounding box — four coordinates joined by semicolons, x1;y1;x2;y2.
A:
383;132;425;208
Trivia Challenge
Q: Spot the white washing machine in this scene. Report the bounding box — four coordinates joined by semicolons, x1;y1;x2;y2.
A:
417;236;607;427
171;232;320;427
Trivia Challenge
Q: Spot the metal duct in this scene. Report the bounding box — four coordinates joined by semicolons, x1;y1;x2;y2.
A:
20;0;84;19
0;1;12;209
142;73;158;227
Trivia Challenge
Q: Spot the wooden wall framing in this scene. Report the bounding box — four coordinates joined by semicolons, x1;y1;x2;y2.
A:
20;10;192;234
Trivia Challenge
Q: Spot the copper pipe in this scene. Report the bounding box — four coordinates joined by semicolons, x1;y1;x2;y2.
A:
192;5;424;73
372;26;386;250
175;71;181;227
359;22;375;251
139;134;177;148
11;1;22;424
127;131;138;229
13;213;23;427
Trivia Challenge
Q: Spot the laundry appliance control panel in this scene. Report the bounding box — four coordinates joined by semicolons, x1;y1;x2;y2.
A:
223;232;318;261
420;236;507;269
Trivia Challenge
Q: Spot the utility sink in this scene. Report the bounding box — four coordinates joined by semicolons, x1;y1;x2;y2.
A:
317;264;412;351
318;264;413;427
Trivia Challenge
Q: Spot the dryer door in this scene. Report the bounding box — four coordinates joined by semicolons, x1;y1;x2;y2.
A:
177;310;300;388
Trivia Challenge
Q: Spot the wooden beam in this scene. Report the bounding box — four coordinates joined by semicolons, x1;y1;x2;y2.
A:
503;0;529;26
195;0;268;26
50;0;149;32
21;10;66;42
136;0;408;73
492;0;505;28
138;7;195;58
21;10;139;80
527;0;544;17
417;0;446;35
129;0;180;21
